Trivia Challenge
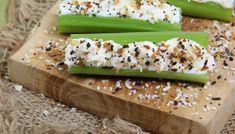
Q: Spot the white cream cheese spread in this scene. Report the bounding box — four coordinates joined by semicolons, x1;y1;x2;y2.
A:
59;0;181;24
65;38;215;74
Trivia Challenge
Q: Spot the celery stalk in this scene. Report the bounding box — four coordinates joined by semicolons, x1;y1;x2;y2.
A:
0;0;9;28
58;15;181;33
71;32;208;48
68;32;210;84
167;0;233;22
69;66;208;84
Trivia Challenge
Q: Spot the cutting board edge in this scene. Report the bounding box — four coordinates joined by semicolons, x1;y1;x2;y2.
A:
8;55;212;134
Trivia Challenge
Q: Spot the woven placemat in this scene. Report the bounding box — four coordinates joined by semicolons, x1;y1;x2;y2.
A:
0;0;234;133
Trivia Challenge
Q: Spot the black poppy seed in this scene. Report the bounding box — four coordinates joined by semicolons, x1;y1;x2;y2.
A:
161;49;167;53
152;48;155;52
123;45;129;48
154;59;159;63
127;57;131;62
172;61;177;66
70;50;75;55
211;81;216;85
223;60;228;66
134;47;138;52
218;44;223;47
204;60;208;66
58;62;64;65
86;43;91;48
229;57;233;61
217;75;222;79
180;44;185;49
145;61;150;66
45;47;51;51
115;87;121;92
188;64;193;70
212;97;221;101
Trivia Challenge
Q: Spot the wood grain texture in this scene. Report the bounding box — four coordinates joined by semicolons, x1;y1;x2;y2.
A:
8;2;235;134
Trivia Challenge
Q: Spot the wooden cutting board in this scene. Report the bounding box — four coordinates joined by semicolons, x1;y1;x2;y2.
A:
8;1;235;134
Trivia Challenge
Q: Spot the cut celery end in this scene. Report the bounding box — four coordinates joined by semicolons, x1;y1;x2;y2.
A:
71;32;208;48
167;0;233;22
58;15;181;33
69;66;208;84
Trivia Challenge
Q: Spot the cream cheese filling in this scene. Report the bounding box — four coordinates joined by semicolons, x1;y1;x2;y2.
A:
59;0;181;24
65;38;215;74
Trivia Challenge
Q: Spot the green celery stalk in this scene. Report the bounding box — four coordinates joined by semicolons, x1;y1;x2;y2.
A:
71;32;208;48
0;0;9;28
167;0;233;22
58;15;181;33
68;32;209;84
69;66;208;84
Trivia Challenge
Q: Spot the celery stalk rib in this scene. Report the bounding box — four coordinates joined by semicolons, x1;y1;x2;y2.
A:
68;32;209;84
167;0;233;22
69;66;208;84
0;0;9;28
71;32;209;48
58;15;181;33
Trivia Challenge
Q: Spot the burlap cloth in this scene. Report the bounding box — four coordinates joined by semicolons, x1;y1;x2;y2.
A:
0;0;234;133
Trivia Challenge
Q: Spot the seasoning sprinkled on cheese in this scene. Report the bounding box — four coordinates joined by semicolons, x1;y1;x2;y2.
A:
59;0;181;24
65;38;215;74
